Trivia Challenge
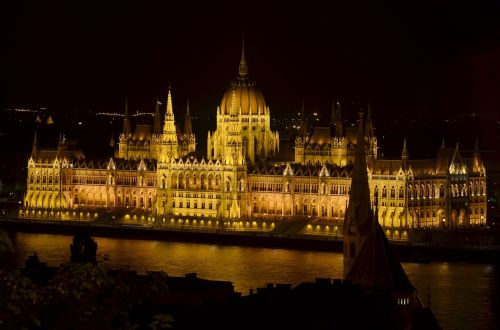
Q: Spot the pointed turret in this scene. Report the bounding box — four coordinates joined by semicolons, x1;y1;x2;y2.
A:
343;111;373;277
298;99;308;137
184;99;193;136
402;137;408;160
31;131;38;159
472;137;481;171
163;87;177;134
109;132;115;148
238;33;248;78
153;98;162;134
123;97;131;137
166;88;174;117
160;87;179;160
365;102;374;138
57;132;65;158
333;99;343;137
449;142;465;175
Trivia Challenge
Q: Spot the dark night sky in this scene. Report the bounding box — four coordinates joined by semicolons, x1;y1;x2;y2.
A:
2;1;500;121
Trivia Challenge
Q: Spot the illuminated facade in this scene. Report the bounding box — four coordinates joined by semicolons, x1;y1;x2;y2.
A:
23;43;487;233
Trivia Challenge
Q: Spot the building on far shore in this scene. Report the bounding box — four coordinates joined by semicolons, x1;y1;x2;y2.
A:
22;41;487;238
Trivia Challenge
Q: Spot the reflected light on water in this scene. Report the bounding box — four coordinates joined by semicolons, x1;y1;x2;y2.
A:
12;232;499;330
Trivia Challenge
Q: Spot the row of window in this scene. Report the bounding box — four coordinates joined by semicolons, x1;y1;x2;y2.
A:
250;182;349;195
172;200;215;210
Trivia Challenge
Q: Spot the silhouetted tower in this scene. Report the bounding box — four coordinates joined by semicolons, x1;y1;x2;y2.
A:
343;112;374;277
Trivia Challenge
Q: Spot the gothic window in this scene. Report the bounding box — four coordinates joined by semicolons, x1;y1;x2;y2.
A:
439;185;445;198
390;186;396;199
374;186;379;198
382;186;387;198
398;187;404;199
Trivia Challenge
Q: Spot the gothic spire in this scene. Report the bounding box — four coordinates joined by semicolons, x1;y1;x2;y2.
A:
57;132;65;157
31;131;38;159
298;99;308;137
473;137;482;172
153;97;162;134
365;102;374;137
123;97;131;136
166;87;174;117
345;111;373;233
402;137;408;159
109;132;115;148
184;99;193;136
238;33;248;78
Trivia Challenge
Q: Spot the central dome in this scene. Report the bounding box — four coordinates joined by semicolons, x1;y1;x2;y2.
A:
219;39;267;116
220;80;267;115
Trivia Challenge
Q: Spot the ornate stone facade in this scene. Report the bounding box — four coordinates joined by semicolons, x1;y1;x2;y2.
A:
23;43;487;234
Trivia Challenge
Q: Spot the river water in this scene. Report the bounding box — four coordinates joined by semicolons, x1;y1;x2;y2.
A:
11;232;500;330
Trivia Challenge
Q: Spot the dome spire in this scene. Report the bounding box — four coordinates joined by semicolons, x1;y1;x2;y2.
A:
238;33;248;78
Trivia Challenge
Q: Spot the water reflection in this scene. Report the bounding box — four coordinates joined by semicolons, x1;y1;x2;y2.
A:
12;232;499;330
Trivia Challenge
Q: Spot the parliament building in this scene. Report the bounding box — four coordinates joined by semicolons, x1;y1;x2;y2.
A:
22;43;487;238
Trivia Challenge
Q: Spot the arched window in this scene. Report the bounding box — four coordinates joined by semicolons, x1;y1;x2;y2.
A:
398;187;404;199
439;185;445;198
382;186;387;198
390;186;396;198
374;186;379;198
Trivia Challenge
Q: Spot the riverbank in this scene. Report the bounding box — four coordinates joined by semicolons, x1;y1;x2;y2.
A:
2;217;500;263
